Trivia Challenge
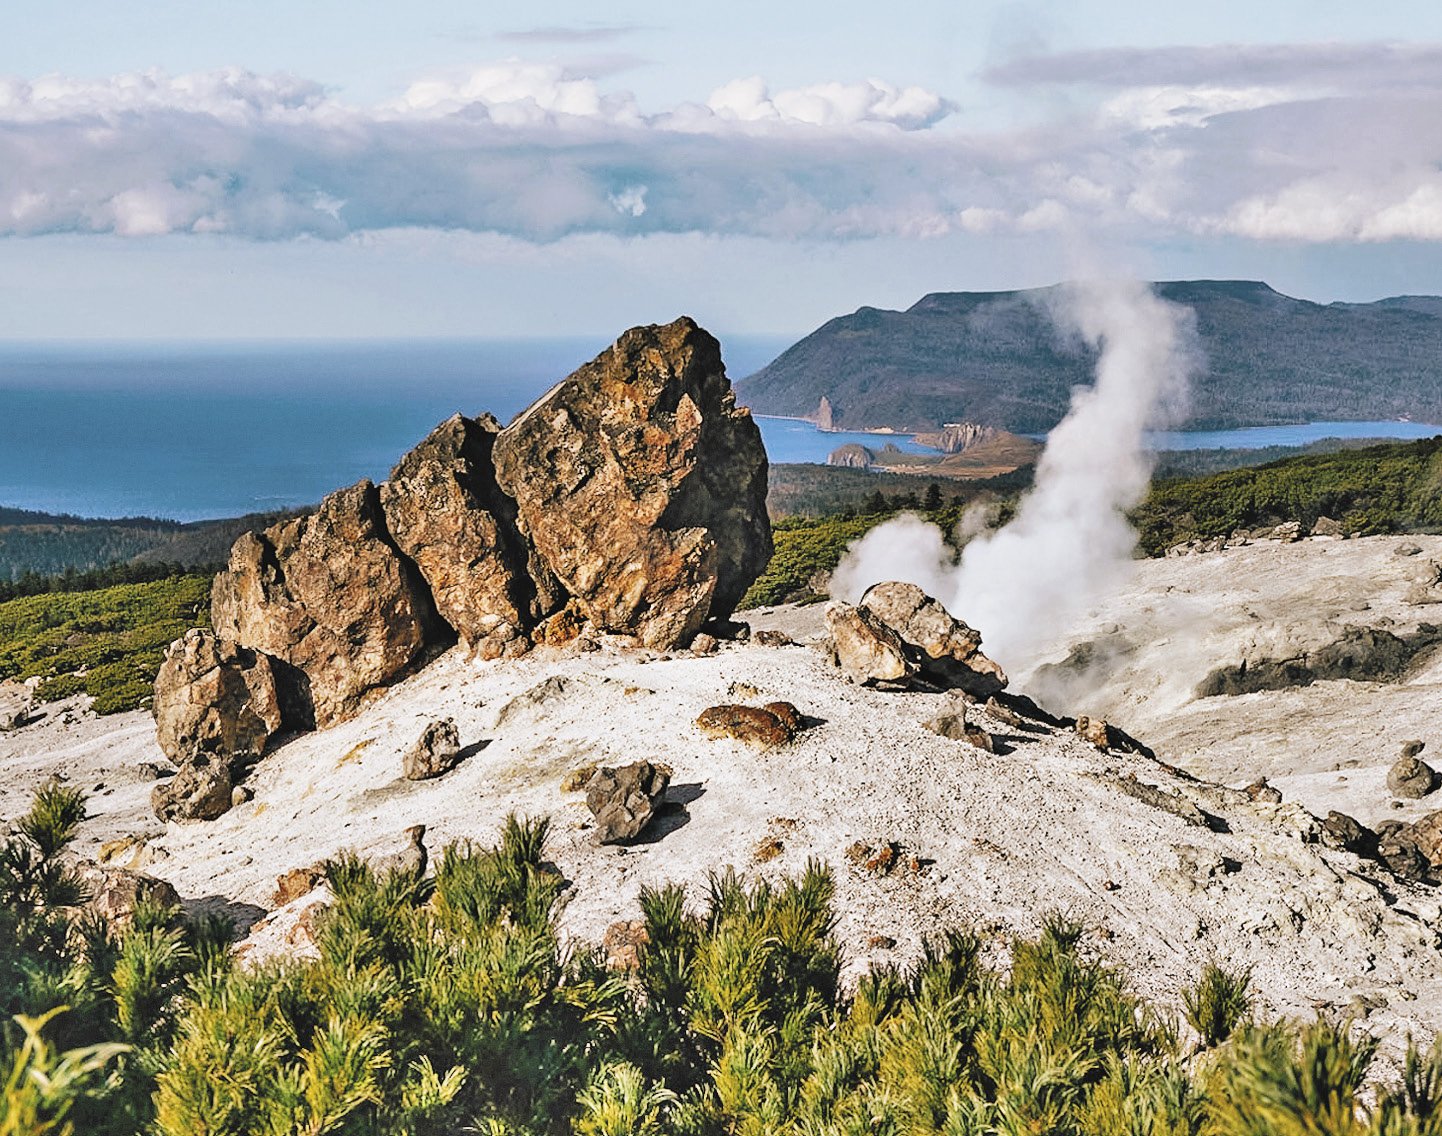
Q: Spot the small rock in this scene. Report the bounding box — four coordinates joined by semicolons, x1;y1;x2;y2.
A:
273;865;327;906
376;825;428;878
137;762;171;781
924;709;994;751
585;761;672;844
865;934;897;950
1312;515;1343;537
983;697;1025;729
231;785;254;807
695;703;799;749
754;835;784;862
402;718;462;781
1396;543;1424;557
1320;811;1374;855
1402;739;1427;759
753;629;795;648
1075;715;1111;750
561;763;599;792
1244;778;1283;804
152;756;232;822
689;633;718;656
0;679;34;731
602;919;650;971
1388;754;1437;800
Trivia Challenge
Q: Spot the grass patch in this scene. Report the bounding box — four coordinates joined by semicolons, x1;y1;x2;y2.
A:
0;574;211;714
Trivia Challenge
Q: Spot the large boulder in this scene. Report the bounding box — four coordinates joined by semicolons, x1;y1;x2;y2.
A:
380;414;558;659
401;718;462;781
212;481;442;728
826;603;915;685
859;582;1007;695
152;755;232;822
152;629;284;766
492;318;771;649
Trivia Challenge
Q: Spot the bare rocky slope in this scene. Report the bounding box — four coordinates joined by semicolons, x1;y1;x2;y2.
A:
4;534;1442;1063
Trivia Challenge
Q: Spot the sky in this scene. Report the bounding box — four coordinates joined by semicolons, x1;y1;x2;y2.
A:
5;0;1442;339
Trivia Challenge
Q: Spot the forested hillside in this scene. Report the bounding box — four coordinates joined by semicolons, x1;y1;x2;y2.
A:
738;280;1442;432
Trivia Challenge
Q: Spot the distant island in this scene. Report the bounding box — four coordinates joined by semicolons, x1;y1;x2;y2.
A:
737;280;1442;433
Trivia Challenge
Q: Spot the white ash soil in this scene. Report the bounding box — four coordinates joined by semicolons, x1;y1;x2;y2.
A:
1;536;1442;1060
1025;534;1442;830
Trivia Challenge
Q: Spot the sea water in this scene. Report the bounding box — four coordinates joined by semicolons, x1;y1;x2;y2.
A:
3;340;1439;521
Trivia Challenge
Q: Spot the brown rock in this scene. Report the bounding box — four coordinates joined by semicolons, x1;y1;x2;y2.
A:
924;709;994;751
492;318;771;649
753;629;795;648
273;865;327;907
152;629;284;767
534;605;587;648
690;632;719;655
1311;515;1343;537
380;413;554;657
825;602;915;685
1402;739;1427;759
1320;811;1373;854
152;756;232;822
212;480;442;728
0;679;33;731
602;919;651;971
1388;754;1437;799
86;867;180;926
696;703;798;748
858;581;1007;695
1075;715;1111;750
560;763;599;792
1244;779;1283;804
1407;811;1442;870
585;761;672;843
402;718;462;781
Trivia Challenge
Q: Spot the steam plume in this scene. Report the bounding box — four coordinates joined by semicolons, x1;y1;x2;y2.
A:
831;278;1199;676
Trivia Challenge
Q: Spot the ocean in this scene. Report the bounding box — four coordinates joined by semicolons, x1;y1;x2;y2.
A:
3;340;1439;522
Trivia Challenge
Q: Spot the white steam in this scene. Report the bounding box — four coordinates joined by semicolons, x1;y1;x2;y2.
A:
831;277;1199;676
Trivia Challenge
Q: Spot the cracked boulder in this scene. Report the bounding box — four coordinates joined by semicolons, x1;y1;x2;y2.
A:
152;629;285;767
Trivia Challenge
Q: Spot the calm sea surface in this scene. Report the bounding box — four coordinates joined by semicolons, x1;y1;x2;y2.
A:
2;340;1439;521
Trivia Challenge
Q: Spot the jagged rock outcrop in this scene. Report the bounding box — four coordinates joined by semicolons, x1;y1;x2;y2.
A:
159;317;772;794
492;318;771;649
211;480;443;729
152;630;284;766
857;581;1008;695
380;414;555;659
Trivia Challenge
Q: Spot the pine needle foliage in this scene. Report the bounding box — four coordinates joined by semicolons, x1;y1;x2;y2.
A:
6;787;1442;1135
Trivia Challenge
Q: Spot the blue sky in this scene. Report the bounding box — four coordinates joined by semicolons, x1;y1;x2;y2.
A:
5;1;1442;338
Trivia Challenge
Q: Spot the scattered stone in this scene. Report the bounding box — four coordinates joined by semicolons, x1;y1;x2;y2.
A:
924;709;994;751
560;763;599;793
85;867;180;926
1075;715;1111;750
983;697;1026;730
1312;515;1343;537
585;761;673;843
754;835;784;862
1403;740;1427;759
402;717;462;781
602;919;650;971
1271;520;1304;542
1244;779;1283;804
1097;773;1211;829
1396;543;1424;557
379;413;549;659
865;934;897;950
211;480;441;729
690;632;719;656
857;581;1007;695
152;756;232;822
696;703;800;749
1320;811;1375;855
753;629;795;648
492;317;771;649
0;679;33;731
1388;753;1437;799
1407;811;1442;870
1378;830;1432;881
137;762;171;781
846;839;919;877
1405;563;1442;606
727;681;763;700
825;602;914;685
231;785;254;807
376;825;428;878
97;836;153;870
273;865;327;906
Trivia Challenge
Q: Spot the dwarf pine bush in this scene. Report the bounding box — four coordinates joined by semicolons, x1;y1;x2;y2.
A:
5;783;1442;1134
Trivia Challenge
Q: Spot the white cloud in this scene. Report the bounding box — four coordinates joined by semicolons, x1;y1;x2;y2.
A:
3;46;1442;248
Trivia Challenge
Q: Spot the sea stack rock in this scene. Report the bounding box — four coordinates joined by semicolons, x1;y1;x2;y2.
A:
493;317;771;649
380;413;558;660
211;480;442;729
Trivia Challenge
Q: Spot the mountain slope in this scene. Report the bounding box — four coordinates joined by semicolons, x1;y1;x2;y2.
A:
737;280;1442;432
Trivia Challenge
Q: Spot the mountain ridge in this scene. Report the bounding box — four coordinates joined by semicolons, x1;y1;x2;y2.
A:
737;279;1442;433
